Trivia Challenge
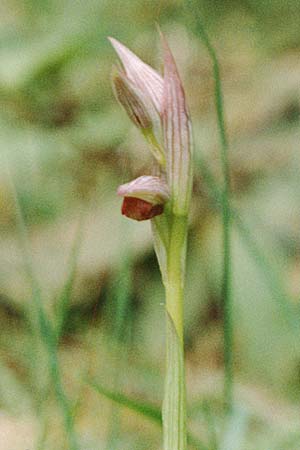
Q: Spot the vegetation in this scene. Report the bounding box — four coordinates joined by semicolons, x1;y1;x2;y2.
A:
1;0;300;448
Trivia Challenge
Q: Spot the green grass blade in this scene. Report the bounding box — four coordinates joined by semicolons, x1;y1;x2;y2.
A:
234;214;296;326
55;213;84;340
185;0;297;330
110;255;133;342
104;256;133;449
185;0;233;412
202;401;219;450
89;380;208;450
89;380;162;424
194;151;298;328
5;162;79;450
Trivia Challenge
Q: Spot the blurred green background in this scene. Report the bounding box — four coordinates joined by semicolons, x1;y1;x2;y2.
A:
1;0;300;449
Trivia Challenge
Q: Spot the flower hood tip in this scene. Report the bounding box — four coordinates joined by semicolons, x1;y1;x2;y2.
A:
108;35;163;113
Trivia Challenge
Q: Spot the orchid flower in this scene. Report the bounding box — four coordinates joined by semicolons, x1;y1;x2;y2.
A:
109;33;193;450
109;34;192;218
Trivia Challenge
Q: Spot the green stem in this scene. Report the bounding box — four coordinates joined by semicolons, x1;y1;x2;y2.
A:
142;128;166;167
190;8;233;412
163;213;188;450
165;215;187;342
214;41;233;417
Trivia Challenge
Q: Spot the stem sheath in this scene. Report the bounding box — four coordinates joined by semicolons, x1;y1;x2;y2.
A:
165;215;187;341
163;213;188;450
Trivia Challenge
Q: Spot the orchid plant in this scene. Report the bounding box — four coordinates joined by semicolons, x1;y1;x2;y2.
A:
109;33;193;450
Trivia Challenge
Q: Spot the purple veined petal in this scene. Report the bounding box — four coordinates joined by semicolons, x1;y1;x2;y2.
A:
161;33;193;216
117;175;170;205
112;69;154;130
108;37;163;114
112;68;165;166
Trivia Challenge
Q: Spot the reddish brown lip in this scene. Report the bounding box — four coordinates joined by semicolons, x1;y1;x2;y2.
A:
121;197;164;221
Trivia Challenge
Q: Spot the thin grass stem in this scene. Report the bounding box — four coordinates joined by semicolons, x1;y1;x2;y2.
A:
188;4;233;412
105;255;133;449
55;213;84;340
194;151;298;329
5;163;79;450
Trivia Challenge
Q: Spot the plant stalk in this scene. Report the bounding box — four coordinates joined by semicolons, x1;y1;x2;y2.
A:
163;213;188;450
165;215;187;341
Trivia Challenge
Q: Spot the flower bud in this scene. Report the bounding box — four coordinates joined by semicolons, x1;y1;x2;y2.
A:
109;38;166;167
108;37;163;114
112;70;153;130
